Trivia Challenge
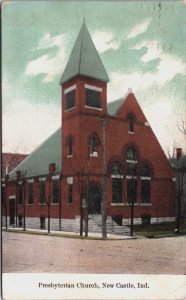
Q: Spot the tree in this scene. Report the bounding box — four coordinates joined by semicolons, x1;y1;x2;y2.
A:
46;163;56;234
67;155;93;237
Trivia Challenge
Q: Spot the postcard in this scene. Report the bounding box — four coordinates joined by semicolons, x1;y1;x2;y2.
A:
2;1;186;299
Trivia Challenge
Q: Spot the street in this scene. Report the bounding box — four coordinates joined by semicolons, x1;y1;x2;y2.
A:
2;231;186;274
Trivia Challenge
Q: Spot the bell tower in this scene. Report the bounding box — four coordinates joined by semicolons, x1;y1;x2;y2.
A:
60;22;109;176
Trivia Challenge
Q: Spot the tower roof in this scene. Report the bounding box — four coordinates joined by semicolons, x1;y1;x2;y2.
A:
60;22;109;84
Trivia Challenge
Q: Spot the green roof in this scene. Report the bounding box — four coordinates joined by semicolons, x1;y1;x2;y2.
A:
107;98;124;116
60;22;109;84
9;128;62;180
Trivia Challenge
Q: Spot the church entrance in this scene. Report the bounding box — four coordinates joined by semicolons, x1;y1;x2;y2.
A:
87;186;101;214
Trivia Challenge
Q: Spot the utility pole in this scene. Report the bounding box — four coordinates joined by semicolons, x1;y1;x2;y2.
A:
100;116;107;239
5;174;9;230
175;148;182;234
130;202;134;236
48;163;56;234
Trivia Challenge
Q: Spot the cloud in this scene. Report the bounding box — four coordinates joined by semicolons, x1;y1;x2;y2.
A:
126;18;152;39
25;33;67;83
132;40;185;82
34;33;65;50
2;100;61;153
108;38;185;101
92;31;120;53
133;40;161;61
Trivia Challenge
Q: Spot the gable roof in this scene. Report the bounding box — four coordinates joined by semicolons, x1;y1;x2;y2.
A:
59;22;109;84
9;128;62;180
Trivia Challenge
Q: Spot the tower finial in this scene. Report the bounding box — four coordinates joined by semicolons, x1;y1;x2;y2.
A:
83;17;86;24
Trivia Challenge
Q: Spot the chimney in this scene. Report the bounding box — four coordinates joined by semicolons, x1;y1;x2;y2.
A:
176;148;182;160
16;171;21;180
5;174;9;182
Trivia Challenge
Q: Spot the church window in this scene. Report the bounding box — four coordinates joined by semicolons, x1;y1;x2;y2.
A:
52;180;59;203
68;137;73;156
28;182;33;204
141;164;151;203
111;161;123;203
126;147;137;176
85;88;101;109
127;147;137;161
68;184;73;204
127;179;137;204
126;148;137;204
90;136;98;156
39;181;46;204
65;90;75;110
128;114;135;133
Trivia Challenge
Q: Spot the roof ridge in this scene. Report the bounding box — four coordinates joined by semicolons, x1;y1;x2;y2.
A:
78;23;84;74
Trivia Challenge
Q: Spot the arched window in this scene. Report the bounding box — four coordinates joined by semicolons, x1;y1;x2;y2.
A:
126;147;137;176
141;163;151;203
127;147;137;161
89;136;98;156
111;161;123;203
128;114;135;133
126;147;137;204
91;137;97;154
112;161;122;175
67;137;73;156
141;164;151;177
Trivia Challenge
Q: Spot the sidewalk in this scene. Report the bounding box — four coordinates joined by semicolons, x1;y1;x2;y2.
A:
2;227;137;240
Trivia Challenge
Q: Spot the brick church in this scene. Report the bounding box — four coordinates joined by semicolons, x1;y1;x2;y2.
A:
2;23;176;233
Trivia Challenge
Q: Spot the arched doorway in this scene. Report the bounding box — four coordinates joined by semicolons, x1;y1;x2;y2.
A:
88;185;101;214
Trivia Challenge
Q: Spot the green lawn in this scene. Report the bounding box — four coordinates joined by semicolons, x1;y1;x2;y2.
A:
134;221;186;237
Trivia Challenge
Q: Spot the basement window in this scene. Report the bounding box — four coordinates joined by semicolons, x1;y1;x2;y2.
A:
85;88;101;109
40;217;45;230
18;216;23;227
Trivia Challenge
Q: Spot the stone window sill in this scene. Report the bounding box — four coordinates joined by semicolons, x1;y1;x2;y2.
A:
140;203;152;206
111;203;124;206
65;106;76;112
123;203;139;206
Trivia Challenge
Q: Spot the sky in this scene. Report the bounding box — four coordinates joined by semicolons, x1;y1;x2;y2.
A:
2;0;186;156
